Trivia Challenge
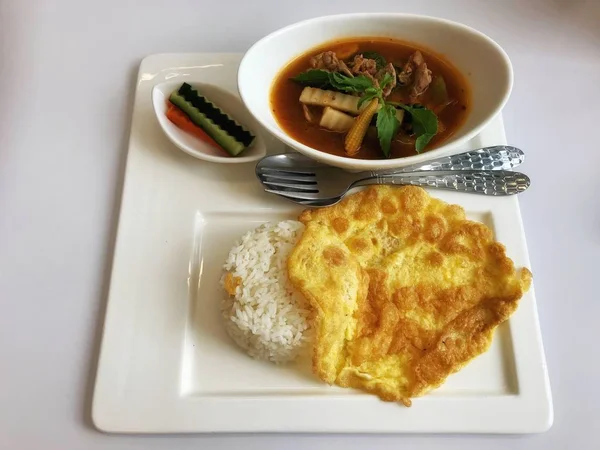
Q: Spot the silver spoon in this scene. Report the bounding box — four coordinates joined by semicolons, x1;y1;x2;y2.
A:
277;145;524;174
256;146;529;207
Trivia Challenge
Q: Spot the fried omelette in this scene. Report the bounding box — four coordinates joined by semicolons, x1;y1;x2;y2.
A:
287;186;531;406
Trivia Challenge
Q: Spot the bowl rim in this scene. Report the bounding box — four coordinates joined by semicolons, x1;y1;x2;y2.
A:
237;12;513;169
151;80;266;164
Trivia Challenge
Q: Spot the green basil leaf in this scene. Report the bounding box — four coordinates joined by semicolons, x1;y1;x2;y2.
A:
329;72;374;93
358;93;378;110
376;104;400;158
385;101;403;108
409;107;438;135
291;69;332;88
395;104;438;153
415;133;436;153
379;72;394;90
358;51;387;69
292;70;375;94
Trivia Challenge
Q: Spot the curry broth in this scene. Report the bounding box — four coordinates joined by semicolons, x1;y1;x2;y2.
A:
270;38;471;159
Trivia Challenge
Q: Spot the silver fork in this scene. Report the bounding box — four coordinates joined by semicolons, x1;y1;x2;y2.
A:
256;146;529;206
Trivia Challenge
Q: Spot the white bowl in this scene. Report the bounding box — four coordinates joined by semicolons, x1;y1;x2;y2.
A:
152;81;266;164
238;13;513;171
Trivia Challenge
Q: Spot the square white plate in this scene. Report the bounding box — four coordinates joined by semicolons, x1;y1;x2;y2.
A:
92;53;552;434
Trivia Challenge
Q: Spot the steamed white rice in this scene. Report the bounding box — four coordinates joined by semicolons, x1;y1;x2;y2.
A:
220;220;313;363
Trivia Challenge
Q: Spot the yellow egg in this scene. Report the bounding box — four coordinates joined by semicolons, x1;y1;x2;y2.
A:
287;186;531;406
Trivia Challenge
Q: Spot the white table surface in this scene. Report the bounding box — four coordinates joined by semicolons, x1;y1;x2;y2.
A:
1;0;598;448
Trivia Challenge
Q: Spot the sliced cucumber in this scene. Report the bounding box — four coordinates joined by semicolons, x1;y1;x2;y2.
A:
169;83;254;156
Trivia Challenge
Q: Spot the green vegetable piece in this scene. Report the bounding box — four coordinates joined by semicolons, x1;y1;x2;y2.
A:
394;108;405;124
170;83;255;156
329;72;374;93
358;91;379;110
291;70;332;88
376;104;400;158
396;104;438;153
430;75;449;105
292;70;375;94
379;72;394;91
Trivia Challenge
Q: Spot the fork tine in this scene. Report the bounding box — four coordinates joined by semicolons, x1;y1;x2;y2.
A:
265;189;322;200
259;167;316;177
262;181;319;192
260;173;318;184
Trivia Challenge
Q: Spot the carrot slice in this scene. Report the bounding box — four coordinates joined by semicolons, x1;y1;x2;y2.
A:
165;102;221;150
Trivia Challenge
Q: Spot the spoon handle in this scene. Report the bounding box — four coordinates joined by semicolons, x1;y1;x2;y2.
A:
370;146;524;175
360;170;530;196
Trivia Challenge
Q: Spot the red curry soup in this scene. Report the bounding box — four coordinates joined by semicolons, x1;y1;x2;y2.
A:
270;38;471;160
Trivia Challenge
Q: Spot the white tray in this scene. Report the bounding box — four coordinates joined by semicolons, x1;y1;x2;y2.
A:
92;53;552;434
